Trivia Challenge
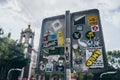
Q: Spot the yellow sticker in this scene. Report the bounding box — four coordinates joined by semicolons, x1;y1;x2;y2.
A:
88;15;98;25
57;30;64;46
86;31;95;39
86;49;101;67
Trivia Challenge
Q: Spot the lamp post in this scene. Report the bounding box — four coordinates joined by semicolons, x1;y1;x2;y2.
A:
100;71;117;80
7;68;22;80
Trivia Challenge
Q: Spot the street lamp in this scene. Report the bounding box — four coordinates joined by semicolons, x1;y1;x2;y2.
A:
7;68;22;80
100;71;117;80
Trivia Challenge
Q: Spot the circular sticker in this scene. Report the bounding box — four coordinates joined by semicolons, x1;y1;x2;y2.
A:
40;64;45;71
87;40;93;46
86;31;95;39
73;31;81;39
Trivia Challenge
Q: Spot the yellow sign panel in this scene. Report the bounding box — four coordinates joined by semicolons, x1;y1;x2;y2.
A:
88;15;98;25
57;30;64;46
86;49;101;67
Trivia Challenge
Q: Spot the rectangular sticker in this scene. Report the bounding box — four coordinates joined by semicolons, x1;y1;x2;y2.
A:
51;20;63;31
88;15;98;26
86;47;104;68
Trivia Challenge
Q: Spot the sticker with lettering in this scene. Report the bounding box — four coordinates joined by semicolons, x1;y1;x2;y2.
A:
88;15;98;26
86;49;102;67
86;31;95;39
73;31;81;39
91;25;99;32
51;20;63;32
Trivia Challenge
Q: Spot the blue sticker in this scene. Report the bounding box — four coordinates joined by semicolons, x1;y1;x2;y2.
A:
87;40;93;46
48;34;57;41
76;25;83;31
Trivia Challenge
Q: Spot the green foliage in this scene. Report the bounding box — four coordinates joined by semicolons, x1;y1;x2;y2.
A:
107;50;120;69
0;37;29;80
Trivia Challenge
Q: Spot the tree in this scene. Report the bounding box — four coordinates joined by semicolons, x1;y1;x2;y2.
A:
0;36;29;80
107;50;120;69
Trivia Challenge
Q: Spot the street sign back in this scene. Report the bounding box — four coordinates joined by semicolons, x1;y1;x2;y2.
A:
37;9;107;76
71;9;107;73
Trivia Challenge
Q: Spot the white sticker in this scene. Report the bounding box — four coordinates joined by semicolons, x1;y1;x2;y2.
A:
91;25;99;32
86;47;104;68
51;20;63;31
78;39;87;48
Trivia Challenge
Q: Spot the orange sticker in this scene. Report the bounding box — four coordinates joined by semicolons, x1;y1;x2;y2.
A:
88;15;98;25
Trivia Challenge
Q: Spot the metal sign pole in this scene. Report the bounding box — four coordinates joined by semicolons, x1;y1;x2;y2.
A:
65;10;71;80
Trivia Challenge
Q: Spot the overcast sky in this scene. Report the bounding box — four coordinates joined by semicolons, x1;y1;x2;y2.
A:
0;0;120;50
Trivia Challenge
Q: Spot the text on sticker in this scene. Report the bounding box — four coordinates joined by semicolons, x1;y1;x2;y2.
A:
86;49;101;67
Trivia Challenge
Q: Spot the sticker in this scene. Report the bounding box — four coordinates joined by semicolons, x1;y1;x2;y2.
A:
57;30;64;46
43;49;49;55
51;20;63;31
73;44;82;56
86;49;102;67
45;61;53;72
56;65;64;71
91;25;99;32
75;56;83;64
76;25;83;31
78;39;87;47
43;40;57;48
88;15;98;25
74;15;85;25
48;34;57;41
39;61;45;71
73;31;81;39
49;47;64;55
93;37;102;47
86;31;95;39
87;40;93;46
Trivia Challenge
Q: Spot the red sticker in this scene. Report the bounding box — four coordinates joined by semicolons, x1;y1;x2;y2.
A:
91;25;99;32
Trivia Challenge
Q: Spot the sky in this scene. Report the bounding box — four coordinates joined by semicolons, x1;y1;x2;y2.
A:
0;0;120;51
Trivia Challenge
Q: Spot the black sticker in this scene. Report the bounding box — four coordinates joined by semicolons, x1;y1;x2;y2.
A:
73;31;81;39
86;31;95;39
74;15;85;25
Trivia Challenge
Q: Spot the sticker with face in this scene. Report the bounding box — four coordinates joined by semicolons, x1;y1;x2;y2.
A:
73;31;81;39
86;31;95;39
51;20;63;32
